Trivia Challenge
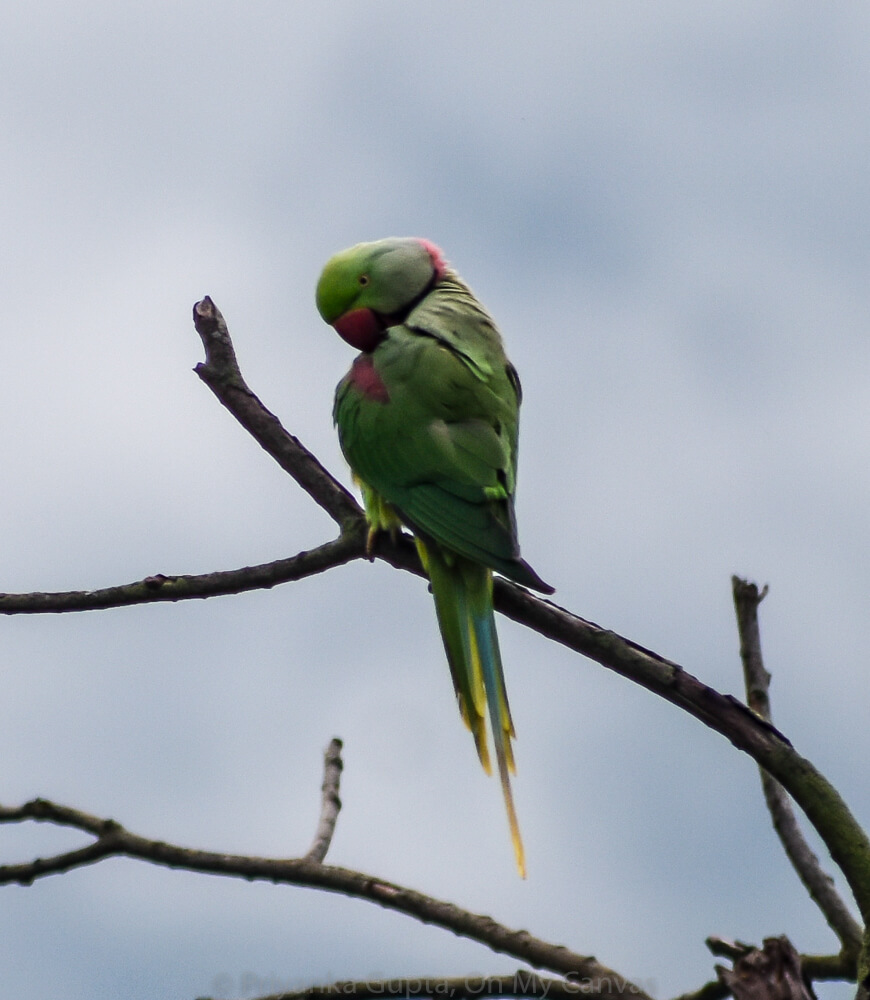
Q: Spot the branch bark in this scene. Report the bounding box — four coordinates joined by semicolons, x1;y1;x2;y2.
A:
732;577;862;960
0;536;367;613
714;936;814;1000
305;737;344;863
192;296;362;530
492;583;870;955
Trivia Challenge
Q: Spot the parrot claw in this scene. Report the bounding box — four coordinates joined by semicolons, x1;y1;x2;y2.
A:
366;523;401;559
365;526;378;559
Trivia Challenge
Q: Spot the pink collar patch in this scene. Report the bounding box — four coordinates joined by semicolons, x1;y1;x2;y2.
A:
348;354;390;403
416;239;448;280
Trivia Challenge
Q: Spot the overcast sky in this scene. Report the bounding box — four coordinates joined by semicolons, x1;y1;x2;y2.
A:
1;3;869;999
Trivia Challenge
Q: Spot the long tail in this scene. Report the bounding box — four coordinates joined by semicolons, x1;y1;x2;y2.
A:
416;538;526;877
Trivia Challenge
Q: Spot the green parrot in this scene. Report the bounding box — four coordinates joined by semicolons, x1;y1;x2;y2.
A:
316;237;553;876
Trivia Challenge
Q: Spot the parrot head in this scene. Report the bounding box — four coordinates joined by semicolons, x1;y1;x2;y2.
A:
316;237;447;351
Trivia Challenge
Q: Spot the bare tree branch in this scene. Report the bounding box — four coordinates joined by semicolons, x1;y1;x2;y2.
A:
732;577;863;959
0;535;368;614
305;737;344;863
491;582;870;942
779;952;852;983
192;296;362;530
0;796;651;998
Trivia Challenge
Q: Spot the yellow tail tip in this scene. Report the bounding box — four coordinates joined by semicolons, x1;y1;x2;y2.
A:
502;771;526;878
513;836;527;879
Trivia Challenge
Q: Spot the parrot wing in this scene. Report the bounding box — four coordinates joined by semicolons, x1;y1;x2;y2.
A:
334;326;552;593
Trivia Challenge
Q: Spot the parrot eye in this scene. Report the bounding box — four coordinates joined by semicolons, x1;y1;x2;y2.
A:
358;274;370;286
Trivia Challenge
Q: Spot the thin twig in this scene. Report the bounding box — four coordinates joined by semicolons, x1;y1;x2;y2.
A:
0;797;650;997
0;535;368;614
706;936;754;961
305;738;344;863
732;577;863;959
192;297;362;530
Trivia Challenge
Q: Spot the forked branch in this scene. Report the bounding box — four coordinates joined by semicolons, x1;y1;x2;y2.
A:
0;793;651;1000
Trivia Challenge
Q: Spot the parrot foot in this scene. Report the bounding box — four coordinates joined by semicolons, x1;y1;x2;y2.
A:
365;523;401;559
365;526;378;559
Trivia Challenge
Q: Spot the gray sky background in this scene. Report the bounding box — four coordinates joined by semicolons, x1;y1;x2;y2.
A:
1;3;868;998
